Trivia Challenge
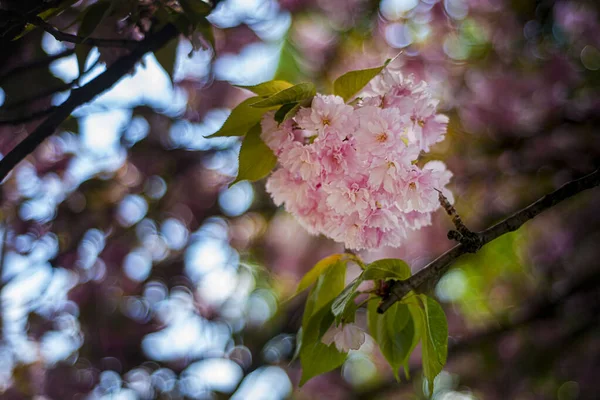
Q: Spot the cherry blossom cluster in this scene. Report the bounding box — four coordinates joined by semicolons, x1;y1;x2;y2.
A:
262;69;453;250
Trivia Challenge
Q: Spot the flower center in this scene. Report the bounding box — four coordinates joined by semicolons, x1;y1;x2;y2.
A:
411;116;425;127
322;118;330;126
409;182;417;190
376;132;388;142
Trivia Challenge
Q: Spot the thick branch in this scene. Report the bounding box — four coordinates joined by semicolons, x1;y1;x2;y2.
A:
378;168;600;313
28;16;141;49
0;24;178;181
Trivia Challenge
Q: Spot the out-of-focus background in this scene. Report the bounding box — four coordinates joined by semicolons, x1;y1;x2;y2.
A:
0;0;599;399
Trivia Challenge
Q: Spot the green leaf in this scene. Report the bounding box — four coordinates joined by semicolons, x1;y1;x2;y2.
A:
275;38;304;83
12;0;79;40
295;254;347;296
299;300;346;386
179;0;212;22
232;124;277;186
291;327;303;363
273;102;298;123
413;295;448;394
207;97;273;137
333;61;391;102
331;277;361;323
155;38;179;83
238;80;294;96
368;300;418;381
250;83;315;108
79;1;112;38
362;258;411;281
75;1;111;76
302;259;346;327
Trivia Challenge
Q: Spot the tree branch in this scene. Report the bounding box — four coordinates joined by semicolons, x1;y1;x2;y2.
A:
1;57;102;113
359;266;600;399
28;16;142;49
0;23;179;181
378;168;600;313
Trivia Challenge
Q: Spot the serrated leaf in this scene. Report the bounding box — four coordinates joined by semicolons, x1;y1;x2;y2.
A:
413;295;448;394
368;300;418;381
207;97;273;137
238;80;294;96
363;258;411;281
299;300;346;386
282;102;303;122
79;1;111;38
231;124;277;186
295;254;346;296
296;257;348;384
273;102;297;123
155;38;179;83
250;82;315;108
331;277;361;323
302;259;346;327
333;61;390;102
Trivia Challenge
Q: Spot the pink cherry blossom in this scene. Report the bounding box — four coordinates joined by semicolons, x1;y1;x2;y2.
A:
295;94;357;135
263;68;452;250
260;111;295;154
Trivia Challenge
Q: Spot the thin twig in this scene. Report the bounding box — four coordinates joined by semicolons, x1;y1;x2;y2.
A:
0;23;179;181
28;16;141;49
0;49;75;85
1;57;102;112
378;168;600;313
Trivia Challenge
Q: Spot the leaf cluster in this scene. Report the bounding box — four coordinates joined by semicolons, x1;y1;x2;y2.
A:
293;255;448;393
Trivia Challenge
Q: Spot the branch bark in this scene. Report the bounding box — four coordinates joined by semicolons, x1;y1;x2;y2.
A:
0;23;179;182
378;168;600;313
28;16;141;49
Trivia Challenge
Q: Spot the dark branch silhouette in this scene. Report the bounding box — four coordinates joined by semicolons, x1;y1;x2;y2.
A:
27;16;142;49
378;168;600;313
0;23;179;181
1;57;102;113
0;49;75;85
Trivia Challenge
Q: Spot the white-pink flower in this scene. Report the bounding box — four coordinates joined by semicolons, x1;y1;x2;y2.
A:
260;111;294;154
321;323;366;352
279;142;322;181
354;107;406;158
295;94;357;135
262;68;452;250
